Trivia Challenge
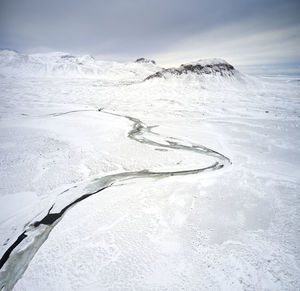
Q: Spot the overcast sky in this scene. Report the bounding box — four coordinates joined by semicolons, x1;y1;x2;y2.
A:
0;0;299;74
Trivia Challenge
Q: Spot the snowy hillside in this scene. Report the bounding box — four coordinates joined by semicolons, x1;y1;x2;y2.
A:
0;51;300;290
0;49;160;81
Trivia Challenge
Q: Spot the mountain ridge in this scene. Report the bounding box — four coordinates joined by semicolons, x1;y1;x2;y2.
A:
0;49;239;82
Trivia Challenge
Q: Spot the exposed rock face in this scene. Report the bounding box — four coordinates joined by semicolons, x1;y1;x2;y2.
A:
145;58;235;80
135;58;156;65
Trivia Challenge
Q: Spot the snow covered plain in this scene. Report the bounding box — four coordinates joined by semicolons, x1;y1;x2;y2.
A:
0;50;300;290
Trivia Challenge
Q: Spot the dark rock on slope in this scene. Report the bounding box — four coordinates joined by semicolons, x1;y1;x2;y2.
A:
135;58;156;65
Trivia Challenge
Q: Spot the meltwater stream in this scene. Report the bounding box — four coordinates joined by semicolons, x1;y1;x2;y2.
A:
0;109;230;290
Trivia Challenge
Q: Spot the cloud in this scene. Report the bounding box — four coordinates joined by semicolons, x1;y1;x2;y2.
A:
0;0;299;74
154;23;300;67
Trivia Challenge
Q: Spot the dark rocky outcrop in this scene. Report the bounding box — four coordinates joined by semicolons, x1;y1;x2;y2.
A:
60;55;76;59
135;58;156;65
145;59;235;80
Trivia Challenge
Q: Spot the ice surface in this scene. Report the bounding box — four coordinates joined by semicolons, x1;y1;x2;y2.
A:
0;52;300;290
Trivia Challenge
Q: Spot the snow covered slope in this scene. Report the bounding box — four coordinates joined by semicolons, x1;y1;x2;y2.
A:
0;51;300;290
0;49;160;81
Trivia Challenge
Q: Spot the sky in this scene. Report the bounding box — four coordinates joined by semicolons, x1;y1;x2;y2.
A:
0;0;299;74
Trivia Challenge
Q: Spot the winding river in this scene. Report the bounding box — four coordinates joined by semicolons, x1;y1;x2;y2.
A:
0;109;231;290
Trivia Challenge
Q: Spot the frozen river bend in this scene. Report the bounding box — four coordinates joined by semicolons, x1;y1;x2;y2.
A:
0;51;300;290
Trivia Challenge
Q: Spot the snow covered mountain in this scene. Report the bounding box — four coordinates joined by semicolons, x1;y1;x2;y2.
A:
0;50;244;86
0;49;160;81
145;58;237;80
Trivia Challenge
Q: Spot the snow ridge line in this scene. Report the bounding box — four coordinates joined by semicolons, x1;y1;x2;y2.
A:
0;108;231;290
